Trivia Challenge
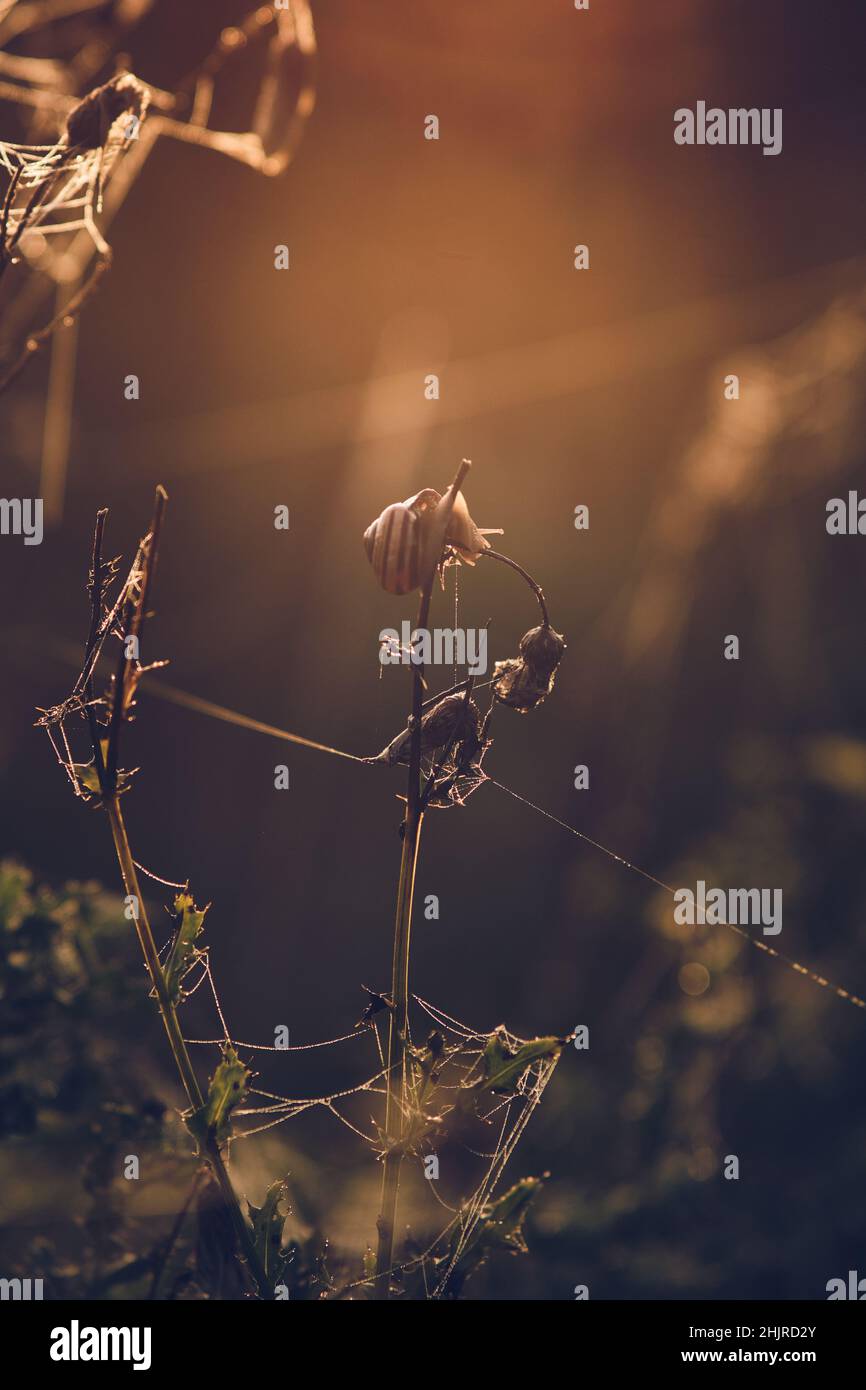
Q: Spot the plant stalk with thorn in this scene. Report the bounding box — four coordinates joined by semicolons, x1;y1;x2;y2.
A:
81;487;272;1299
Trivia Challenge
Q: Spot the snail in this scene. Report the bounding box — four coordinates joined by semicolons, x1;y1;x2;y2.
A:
363;487;501;595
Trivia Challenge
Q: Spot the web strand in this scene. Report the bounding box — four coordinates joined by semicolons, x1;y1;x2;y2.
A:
138;678;371;763
140;675;866;1015
488;778;866;1012
42;648;866;1014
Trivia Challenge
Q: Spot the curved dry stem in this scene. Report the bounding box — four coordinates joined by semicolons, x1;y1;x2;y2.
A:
481;548;550;627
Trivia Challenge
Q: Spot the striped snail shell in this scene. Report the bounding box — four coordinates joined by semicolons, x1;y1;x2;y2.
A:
363;500;423;595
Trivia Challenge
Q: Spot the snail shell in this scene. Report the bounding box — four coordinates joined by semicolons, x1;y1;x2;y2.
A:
363;502;421;595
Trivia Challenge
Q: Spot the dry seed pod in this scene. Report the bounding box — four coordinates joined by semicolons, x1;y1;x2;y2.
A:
66;72;149;149
493;656;559;712
492;658;542;711
420;693;481;751
376;694;481;766
519;624;566;677
492;623;566;711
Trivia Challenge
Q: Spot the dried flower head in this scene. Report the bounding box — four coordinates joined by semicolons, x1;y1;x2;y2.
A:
493;623;566;713
65;72;150;150
519;624;566;676
377;694;482;767
419;693;481;751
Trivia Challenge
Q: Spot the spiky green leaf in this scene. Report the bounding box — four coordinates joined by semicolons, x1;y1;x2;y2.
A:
163;892;207;1005
185;1043;249;1150
248;1180;290;1282
479;1028;566;1095
442;1176;544;1293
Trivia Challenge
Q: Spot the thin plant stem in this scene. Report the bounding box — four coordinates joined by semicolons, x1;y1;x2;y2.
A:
105;796;203;1109
374;460;471;1298
373;587;429;1297
104;793;272;1299
148;1164;206;1300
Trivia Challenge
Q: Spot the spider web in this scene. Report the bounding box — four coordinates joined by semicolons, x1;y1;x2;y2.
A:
143;906;562;1298
410;994;563;1299
1;1;316;274
0;93;143;256
0;0;317;509
34;517;866;1300
173;959;564;1298
0;74;147;400
38;595;561;1301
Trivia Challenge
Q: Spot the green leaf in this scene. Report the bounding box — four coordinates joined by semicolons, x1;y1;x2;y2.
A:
248;1180;290;1282
72;759;103;795
476;1175;542;1252
443;1176;545;1292
479;1027;566;1095
71;741;136;799
185;1043;249;1150
163;892;207;1005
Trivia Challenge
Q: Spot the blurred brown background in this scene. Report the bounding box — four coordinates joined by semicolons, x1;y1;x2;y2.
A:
2;0;866;1298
